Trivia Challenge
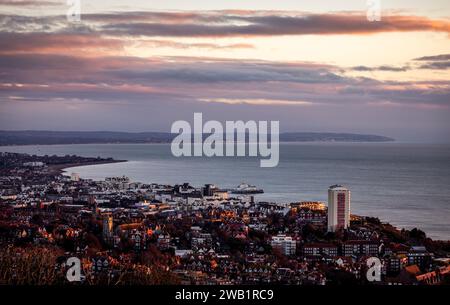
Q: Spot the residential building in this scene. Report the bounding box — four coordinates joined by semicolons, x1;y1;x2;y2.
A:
327;185;351;232
271;234;297;256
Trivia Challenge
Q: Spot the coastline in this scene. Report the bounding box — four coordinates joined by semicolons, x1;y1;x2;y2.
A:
0;141;398;149
3;146;448;241
48;159;127;175
53;160;449;241
1;152;449;287
52;163;449;242
0;130;395;146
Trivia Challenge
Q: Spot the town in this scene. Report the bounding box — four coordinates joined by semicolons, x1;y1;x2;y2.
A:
0;152;449;285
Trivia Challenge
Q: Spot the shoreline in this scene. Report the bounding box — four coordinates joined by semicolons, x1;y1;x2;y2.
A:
48;159;127;175
54;163;450;242
21;151;446;241
50;163;449;241
0;140;399;148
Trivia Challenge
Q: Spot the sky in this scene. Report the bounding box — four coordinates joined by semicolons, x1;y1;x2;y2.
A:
0;1;449;142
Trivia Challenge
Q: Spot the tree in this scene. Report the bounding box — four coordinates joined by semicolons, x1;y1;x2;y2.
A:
409;228;426;240
0;246;65;285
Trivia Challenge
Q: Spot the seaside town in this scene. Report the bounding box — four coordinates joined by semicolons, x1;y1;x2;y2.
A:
0;152;449;285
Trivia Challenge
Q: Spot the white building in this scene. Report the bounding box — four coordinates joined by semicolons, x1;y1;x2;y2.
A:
70;172;80;182
271;234;297;256
327;185;351;232
23;161;44;167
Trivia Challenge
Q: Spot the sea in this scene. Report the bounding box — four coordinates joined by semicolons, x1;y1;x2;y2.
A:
1;142;449;240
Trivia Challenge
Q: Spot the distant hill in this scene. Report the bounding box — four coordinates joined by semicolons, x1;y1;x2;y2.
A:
280;132;394;142
0;130;394;146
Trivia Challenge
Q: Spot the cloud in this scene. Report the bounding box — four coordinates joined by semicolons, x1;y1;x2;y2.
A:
199;98;314;106
351;65;410;72
349;54;450;72
418;61;450;70
99;12;450;38
0;53;448;111
135;40;254;50
109;60;344;84
411;53;450;70
2;11;449;37
0;9;448;140
0;0;61;6
0;31;252;55
0;32;125;55
83;11;222;24
0;9;448;114
413;54;450;61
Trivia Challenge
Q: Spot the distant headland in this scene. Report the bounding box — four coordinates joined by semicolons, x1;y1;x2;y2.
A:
0;130;395;146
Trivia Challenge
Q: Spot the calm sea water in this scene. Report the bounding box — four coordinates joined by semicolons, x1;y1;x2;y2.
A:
1;143;449;240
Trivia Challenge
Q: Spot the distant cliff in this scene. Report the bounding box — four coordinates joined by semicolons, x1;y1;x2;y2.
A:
0;130;394;146
280;132;394;142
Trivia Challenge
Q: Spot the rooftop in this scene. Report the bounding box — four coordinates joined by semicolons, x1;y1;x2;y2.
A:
329;184;349;191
